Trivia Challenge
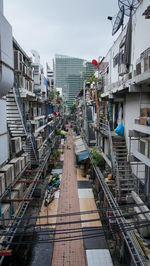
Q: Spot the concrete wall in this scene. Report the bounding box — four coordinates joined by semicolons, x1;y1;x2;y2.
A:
132;0;150;69
101;0;150;94
0;2;14;97
0;99;9;165
124;94;140;149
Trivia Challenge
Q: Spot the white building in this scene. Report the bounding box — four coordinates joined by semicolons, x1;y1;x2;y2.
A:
0;0;13;166
98;0;150;197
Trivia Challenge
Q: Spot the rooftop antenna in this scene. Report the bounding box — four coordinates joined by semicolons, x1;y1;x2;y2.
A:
118;0;139;67
112;5;124;36
118;0;139;17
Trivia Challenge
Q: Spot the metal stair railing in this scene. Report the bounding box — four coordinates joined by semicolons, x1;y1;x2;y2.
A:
82;136;147;266
95;166;147;266
100;118;121;201
13;77;38;163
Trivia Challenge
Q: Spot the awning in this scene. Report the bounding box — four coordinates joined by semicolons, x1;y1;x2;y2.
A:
74;135;89;162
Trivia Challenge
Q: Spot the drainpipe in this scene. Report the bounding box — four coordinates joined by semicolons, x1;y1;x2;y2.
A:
83;80;89;143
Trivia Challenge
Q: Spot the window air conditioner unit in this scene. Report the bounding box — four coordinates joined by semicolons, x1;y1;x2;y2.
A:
14;51;23;72
119;64;127;76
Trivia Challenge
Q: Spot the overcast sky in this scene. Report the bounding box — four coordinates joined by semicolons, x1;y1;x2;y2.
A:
4;0;120;68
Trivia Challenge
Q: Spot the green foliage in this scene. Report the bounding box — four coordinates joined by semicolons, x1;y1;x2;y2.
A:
56;91;60;96
50;90;55;99
55;128;61;135
50;150;61;163
97;91;101;98
53;150;61;158
91;147;105;169
88;73;101;85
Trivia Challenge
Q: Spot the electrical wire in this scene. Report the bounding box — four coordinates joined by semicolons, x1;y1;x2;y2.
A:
1;207;150;232
1;213;150;242
2;220;150;247
0;202;147;222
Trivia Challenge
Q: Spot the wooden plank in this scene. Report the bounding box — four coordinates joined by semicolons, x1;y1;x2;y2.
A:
79;198;102;227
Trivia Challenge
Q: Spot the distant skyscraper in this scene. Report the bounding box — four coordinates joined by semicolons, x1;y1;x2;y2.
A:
54;54;96;108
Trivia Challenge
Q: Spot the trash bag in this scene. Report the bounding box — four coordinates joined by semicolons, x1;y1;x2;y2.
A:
115;123;124;136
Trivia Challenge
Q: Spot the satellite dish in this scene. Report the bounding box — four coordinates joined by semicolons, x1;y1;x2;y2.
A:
118;0;139;16
112;6;124;36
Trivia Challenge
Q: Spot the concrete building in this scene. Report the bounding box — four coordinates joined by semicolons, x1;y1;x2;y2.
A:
75;0;150;264
98;0;150;198
0;1;65;258
0;0;14;166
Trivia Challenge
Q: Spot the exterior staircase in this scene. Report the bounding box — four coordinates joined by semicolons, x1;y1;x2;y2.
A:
112;136;134;201
6;81;38;165
6;88;25;137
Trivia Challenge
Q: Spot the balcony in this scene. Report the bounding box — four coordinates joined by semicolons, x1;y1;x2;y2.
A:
134;118;150;135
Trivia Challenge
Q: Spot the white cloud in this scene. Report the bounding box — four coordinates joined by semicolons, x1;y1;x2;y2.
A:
4;0;120;67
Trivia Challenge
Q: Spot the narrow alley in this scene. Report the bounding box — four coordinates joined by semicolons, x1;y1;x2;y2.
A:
31;126;113;266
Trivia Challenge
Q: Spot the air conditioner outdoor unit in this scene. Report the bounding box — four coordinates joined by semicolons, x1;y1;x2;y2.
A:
9;157;22;178
119;64;127;76
11;137;22;154
21;153;29;165
0;173;5;196
14;51;23;72
6;191;19;213
0;204;10;227
0;164;14;187
13;183;25;199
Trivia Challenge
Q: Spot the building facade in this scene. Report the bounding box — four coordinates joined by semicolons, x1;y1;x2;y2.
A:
75;0;150;264
54;54;96;108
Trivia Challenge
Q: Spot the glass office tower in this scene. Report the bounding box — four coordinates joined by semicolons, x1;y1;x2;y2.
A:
55;54;96;108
